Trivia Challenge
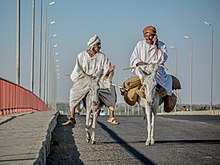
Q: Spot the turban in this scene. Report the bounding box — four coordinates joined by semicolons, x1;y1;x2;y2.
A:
87;35;101;48
143;26;157;35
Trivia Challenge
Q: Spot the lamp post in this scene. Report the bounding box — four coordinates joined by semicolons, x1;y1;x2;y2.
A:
16;0;21;85
184;35;193;111
169;45;178;77
170;45;178;112
44;20;55;103
30;0;35;92
38;0;43;98
48;33;57;89
43;1;55;102
51;43;59;110
47;42;58;106
204;21;214;111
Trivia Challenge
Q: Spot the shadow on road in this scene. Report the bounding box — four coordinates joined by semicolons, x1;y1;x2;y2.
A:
97;121;155;165
47;114;84;165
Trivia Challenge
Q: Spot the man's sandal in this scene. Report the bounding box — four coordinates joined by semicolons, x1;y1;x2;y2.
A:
107;117;120;125
62;118;76;126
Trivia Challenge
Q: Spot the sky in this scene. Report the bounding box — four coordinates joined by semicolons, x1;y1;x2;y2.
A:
0;0;220;105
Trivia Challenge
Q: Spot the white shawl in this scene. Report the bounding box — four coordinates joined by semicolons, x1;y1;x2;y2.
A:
130;40;172;95
69;51;113;109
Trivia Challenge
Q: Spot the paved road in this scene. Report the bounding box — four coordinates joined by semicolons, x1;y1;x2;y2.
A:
159;114;220;127
47;114;220;165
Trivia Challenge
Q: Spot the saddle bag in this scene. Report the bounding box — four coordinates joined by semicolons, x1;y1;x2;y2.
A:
163;93;177;112
120;76;142;106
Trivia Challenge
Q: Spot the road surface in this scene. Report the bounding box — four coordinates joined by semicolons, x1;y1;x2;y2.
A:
47;114;220;165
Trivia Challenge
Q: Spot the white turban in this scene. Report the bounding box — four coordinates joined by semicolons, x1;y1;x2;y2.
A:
87;35;101;48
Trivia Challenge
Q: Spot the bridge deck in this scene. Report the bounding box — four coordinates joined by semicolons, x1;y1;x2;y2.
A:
1;110;220;164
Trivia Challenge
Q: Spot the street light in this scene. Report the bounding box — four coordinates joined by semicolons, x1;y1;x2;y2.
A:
43;0;55;102
44;20;55;103
16;0;21;85
169;45;178;77
47;36;58;107
38;0;43;98
30;0;36;92
170;45;178;112
204;21;214;111
184;35;193;111
52;33;57;38
49;1;55;5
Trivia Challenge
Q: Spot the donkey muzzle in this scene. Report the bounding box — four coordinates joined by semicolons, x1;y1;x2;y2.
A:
147;100;154;106
93;100;99;106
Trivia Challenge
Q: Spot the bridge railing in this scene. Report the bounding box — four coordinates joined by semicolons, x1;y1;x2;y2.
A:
0;77;49;116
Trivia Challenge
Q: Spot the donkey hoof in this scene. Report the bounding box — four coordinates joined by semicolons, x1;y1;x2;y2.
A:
91;140;96;144
145;140;150;146
150;140;155;145
86;137;91;143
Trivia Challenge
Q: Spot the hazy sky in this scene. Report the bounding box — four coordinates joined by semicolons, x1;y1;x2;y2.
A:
0;0;220;105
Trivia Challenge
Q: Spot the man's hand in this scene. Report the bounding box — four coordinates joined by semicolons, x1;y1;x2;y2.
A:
153;34;158;46
108;63;115;73
106;63;115;76
153;35;159;54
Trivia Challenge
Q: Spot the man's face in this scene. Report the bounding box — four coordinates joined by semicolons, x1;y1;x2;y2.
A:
92;42;101;53
144;32;155;45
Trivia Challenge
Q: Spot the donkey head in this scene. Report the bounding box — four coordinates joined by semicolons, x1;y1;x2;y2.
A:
138;64;158;106
89;77;100;107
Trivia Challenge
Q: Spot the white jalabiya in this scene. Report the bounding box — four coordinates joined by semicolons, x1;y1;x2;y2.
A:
69;51;112;109
130;40;172;95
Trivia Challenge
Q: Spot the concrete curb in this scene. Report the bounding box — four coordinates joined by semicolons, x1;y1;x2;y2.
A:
34;111;60;165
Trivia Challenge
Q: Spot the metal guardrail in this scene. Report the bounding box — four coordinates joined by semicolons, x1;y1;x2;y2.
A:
0;77;49;116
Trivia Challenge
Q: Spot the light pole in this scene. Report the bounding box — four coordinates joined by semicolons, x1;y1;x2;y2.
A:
38;0;43;98
16;0;21;85
48;33;57;90
204;21;214;111
184;35;193;111
30;0;35;92
44;20;55;103
47;42;58;107
169;45;178;77
170;45;178;112
43;1;55;102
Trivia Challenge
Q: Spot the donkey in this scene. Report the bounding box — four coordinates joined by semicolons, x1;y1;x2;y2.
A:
85;77;102;144
137;64;163;145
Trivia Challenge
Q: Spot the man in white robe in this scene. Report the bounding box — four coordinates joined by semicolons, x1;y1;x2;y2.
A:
62;35;119;126
130;26;172;96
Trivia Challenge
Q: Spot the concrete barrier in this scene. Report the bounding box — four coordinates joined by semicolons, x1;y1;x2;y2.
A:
34;111;60;165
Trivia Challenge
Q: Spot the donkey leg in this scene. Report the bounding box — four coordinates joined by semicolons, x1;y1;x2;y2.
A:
91;112;98;144
145;108;152;146
150;111;156;145
85;111;92;143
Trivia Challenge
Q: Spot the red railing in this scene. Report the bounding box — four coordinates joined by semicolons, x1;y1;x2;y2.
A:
0;77;49;116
